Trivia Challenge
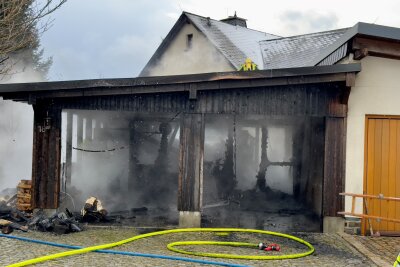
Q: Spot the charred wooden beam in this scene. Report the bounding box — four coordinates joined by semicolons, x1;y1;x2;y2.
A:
254;126;260;162
76;115;83;162
256;127;268;191
31;103;61;209
65;112;73;186
154;122;171;172
178;113;205;211
0;64;361;102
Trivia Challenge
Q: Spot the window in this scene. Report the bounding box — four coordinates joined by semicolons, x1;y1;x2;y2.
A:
186;34;193;50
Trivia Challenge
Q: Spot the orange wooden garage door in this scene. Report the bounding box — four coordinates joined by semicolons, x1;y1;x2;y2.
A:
364;116;400;233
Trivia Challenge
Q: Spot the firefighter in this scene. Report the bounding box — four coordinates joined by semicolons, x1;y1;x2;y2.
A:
239;58;258;71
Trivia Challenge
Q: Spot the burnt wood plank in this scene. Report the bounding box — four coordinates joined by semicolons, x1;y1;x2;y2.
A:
178;113;204;211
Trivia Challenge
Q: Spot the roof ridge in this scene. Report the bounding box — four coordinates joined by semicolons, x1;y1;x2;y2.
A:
259;27;349;43
183;11;280;38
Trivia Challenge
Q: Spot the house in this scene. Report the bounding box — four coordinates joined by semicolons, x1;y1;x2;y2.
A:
140;12;400;234
140;12;280;76
0;12;399;234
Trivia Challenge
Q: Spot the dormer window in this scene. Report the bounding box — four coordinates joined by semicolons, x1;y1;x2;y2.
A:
186;34;193;50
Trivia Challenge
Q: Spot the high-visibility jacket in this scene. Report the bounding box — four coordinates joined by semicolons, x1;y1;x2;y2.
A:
239;58;258;71
394;253;400;267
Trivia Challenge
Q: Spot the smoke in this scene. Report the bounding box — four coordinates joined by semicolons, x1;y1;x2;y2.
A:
64;110;180;213
201;114;324;231
0;58;44;192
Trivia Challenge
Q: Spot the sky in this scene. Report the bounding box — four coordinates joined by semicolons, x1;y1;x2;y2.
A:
36;0;400;81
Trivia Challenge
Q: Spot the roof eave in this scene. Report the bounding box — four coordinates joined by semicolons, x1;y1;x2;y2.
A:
0;64;361;102
312;22;400;66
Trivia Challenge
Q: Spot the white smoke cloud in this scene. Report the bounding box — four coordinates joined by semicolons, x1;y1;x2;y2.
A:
0;60;44;191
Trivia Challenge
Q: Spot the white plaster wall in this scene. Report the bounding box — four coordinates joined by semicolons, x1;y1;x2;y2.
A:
147;23;234;76
346;56;400;213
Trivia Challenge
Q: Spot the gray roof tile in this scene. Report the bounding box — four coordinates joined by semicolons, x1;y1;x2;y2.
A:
259;28;348;69
186;13;280;69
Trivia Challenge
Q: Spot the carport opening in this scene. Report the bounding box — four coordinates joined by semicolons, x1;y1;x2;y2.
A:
60;109;180;226
202;114;325;232
59;110;326;231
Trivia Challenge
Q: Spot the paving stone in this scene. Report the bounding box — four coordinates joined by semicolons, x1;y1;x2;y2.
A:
0;228;376;267
352;235;400;265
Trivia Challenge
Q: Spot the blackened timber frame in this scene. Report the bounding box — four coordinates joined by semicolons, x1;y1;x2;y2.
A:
0;64;359;215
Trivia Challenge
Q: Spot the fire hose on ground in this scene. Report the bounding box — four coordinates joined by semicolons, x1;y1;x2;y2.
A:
1;228;315;267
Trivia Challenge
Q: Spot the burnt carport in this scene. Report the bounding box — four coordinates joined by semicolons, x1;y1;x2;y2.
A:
0;64;360;231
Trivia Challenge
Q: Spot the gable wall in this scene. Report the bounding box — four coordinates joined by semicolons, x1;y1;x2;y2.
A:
146;23;234;76
346;56;400;213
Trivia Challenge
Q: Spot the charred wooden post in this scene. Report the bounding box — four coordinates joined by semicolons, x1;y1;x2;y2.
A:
31;103;62;209
254;126;260;162
178;113;204;227
76;115;83;162
214;123;236;199
256;127;268;192
255;126;293;193
65;112;72;186
154;122;172;172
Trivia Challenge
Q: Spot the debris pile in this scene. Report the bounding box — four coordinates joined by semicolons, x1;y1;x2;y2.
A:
0;187;153;234
29;210;81;234
0;219;28;234
0;194;30;234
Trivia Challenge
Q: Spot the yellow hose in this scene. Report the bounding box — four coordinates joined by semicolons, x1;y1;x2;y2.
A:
8;228;315;266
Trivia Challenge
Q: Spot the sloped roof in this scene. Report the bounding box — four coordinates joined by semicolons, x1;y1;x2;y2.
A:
141;12;400;77
259;28;348;69
185;12;280;68
139;12;280;76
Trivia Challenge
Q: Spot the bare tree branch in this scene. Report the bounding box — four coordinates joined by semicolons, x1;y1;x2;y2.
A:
0;0;66;75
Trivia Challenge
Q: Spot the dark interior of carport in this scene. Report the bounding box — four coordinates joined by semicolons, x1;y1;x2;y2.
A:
0;64;360;232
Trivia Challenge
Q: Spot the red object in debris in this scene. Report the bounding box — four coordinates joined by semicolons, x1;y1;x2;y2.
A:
264;243;280;251
258;242;281;251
